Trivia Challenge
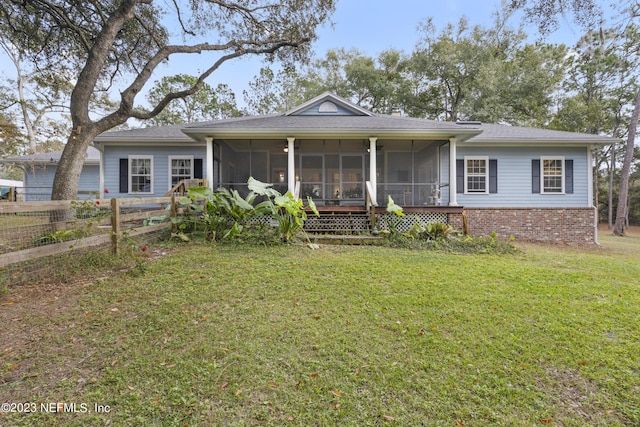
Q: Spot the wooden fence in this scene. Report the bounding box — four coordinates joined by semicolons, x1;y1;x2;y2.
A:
0;196;178;269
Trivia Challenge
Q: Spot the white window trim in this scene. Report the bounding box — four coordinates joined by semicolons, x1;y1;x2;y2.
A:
168;155;194;190
540;156;565;194
128;155;154;194
464;156;489;194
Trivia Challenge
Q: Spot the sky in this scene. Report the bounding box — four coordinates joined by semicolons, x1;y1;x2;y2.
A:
152;0;594;108
0;0;606;114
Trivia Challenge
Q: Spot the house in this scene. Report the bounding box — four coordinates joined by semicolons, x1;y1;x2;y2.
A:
0;179;23;201
0;146;100;201
93;92;614;243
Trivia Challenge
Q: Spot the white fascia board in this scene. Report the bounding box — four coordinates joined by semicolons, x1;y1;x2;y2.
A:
183;128;482;142
459;138;616;147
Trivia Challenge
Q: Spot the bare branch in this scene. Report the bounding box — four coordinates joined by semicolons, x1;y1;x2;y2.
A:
171;0;196;37
108;40;299;125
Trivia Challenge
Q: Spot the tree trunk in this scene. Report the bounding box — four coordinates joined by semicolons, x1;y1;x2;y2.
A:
608;143;615;229
613;86;640;236
593;150;599;224
51;129;97;200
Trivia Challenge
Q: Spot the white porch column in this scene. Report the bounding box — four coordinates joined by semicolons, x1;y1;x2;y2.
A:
369;137;378;204
449;137;458;206
287;137;296;194
205;137;214;191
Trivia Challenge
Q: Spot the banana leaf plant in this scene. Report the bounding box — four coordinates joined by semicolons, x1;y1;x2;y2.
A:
248;177;319;242
185;185;262;241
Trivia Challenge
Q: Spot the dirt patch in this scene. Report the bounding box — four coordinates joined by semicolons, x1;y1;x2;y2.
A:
542;367;624;425
0;245;173;399
598;223;640;235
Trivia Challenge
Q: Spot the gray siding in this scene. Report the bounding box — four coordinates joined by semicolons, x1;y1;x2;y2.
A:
454;145;590;208
103;144;206;198
23;164;99;201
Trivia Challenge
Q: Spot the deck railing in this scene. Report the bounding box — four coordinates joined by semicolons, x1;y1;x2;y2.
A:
164;179;208;197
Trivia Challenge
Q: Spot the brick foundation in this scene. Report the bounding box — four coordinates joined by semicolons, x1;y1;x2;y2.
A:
449;207;598;244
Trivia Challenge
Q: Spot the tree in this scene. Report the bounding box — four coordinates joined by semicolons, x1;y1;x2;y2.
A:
508;0;639;235
243;67;305;115
404;13;565;125
467;41;567;126
0;0;336;200
296;48;410;114
0;113;24;180
550;28;639;227
145;74;241;126
0;37;73;153
408;17;486;121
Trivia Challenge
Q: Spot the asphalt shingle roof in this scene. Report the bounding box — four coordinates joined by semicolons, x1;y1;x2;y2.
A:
468;123;616;143
80;114;621;146
1;146;101;164
184;114;470;131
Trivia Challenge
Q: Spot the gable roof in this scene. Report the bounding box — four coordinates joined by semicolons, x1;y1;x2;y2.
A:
95;123;193;143
90;92;618;145
182;113;482;141
1;146;101;165
464;123;617;145
284;91;373;116
182;93;482;141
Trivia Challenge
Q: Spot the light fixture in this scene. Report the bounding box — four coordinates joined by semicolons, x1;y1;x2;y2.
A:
283;143;289;153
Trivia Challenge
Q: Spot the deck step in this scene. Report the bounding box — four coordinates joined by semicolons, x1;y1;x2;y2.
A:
310;234;384;245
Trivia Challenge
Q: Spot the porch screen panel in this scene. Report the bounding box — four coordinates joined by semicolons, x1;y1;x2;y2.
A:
414;142;439;205
270;153;288;194
384;151;412;205
250;151;268;182
341;155;364;200
326;154;339;200
300;155;323;199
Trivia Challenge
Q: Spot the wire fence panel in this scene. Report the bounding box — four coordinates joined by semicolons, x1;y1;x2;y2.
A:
0;197;175;287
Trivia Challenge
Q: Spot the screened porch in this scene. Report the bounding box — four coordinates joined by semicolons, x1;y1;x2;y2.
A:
212;139;447;206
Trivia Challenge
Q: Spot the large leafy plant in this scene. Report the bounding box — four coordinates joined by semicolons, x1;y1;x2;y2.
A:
248;177;319;242
178;185;264;241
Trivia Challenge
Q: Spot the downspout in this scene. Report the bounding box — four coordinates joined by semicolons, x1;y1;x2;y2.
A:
587;146;598;244
96;143;105;198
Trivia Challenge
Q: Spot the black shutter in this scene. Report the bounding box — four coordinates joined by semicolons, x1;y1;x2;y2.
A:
456;159;464;193
532;159;540;193
489;159;498;193
119;159;128;193
194;158;203;179
565;159;573;194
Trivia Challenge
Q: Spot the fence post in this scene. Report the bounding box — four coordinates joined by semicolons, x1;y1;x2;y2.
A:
171;195;177;233
111;198;121;255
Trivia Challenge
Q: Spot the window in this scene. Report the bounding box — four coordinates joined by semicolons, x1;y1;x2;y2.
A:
169;156;193;187
465;156;488;194
129;156;153;194
541;157;563;193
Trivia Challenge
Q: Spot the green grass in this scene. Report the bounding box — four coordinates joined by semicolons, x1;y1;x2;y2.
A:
1;236;640;426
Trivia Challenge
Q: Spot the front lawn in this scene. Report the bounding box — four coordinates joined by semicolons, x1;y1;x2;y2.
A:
1;234;639;426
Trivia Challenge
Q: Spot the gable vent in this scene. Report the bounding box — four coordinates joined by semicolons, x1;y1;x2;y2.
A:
318;101;338;113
